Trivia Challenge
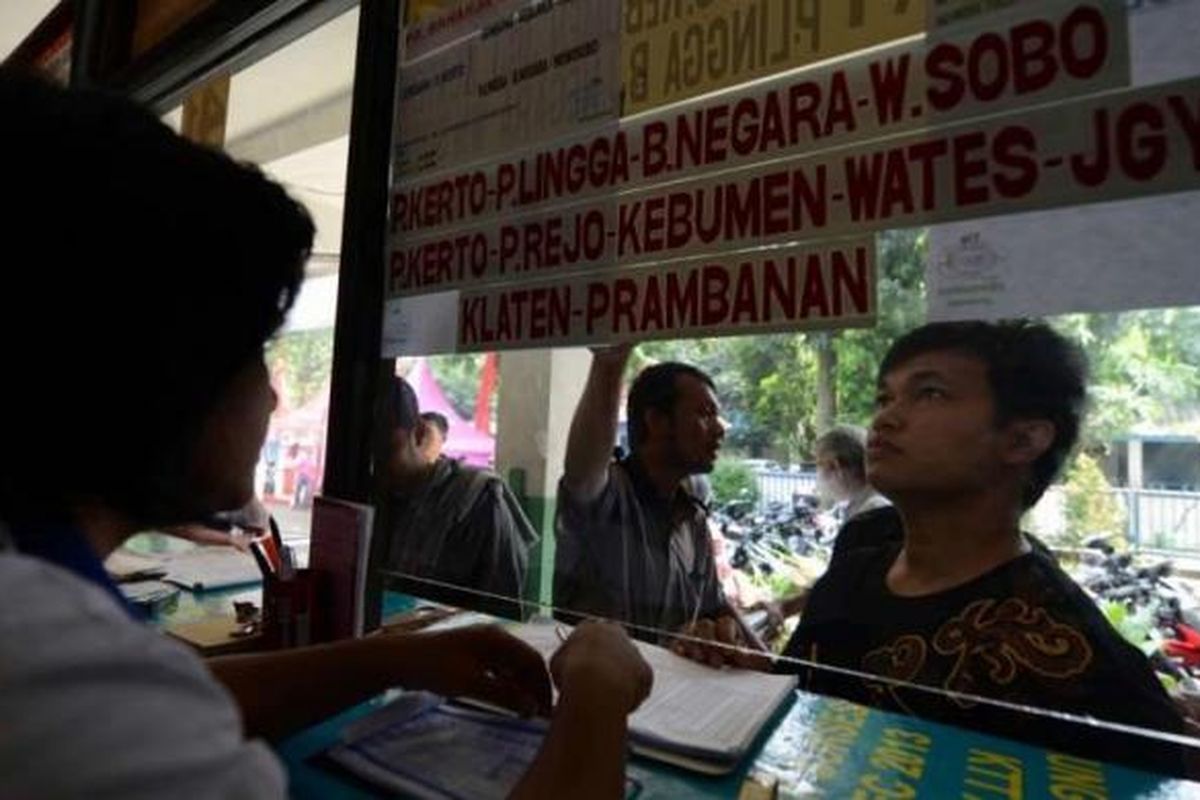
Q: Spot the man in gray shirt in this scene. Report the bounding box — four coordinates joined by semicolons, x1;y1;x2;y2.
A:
554;345;762;661
383;376;537;619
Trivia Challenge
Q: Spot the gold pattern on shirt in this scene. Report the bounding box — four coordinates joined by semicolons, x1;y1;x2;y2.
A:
933;598;1093;707
859;598;1093;711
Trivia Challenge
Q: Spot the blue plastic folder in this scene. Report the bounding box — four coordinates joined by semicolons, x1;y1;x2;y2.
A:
326;692;641;799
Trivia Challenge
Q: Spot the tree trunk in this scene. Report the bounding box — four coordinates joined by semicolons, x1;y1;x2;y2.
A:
815;332;837;433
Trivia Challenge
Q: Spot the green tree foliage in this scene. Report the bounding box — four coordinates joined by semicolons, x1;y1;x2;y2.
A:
1053;310;1200;446
426;354;495;421
268;328;334;407
1061;452;1127;548
833;229;928;425
709;459;760;505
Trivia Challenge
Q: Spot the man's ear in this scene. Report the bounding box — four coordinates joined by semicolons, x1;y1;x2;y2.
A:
413;420;429;448
1002;419;1055;466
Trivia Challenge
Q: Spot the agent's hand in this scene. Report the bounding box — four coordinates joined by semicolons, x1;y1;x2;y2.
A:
165;524;251;552
588;342;634;365
550;621;653;715
406;625;553;718
671;615;772;671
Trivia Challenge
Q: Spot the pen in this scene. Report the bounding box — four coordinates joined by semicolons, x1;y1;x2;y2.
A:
269;515;284;561
258;533;281;572
248;539;274;577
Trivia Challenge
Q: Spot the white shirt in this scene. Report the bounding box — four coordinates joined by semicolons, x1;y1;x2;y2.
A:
0;550;286;799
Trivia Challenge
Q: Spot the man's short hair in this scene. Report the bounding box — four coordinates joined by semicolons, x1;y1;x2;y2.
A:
387;376;421;432
626;362;715;451
0;71;312;525
879;320;1087;508
420;411;449;437
815;426;868;481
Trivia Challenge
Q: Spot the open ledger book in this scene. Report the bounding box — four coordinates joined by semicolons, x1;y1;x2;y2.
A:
327;618;797;792
511;622;797;773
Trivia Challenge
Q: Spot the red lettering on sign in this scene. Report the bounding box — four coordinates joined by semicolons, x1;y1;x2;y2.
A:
846;151;886;222
825;71;857;137
969;32;1009;104
732;262;759;323
1117;102;1167;181
667;191;693;249
391;193;406;234
529;289;549;340
1169;94;1200;170
992;125;1038;198
389;251;406;293
881;150;916;217
801;254;829;318
612;278;638;334
642;275;665;332
618;201;642;256
763;255;797;321
788;82;822;143
724;182;760;240
926;5;1110;113
869;55;911;127
523;224;544;271
644;196;667;252
497;163;516;207
666;270;699;329
1072;109;1111;186
732;97;759;157
586;283;610;334
762;172;791;235
1061;5;1107;79
908;139;949;211
701;266;730;326
832;246;870;316
499;227;519;273
953;131;990;206
460;297;481;344
1010;18;1056;96
704;103;730;166
643;121;670;177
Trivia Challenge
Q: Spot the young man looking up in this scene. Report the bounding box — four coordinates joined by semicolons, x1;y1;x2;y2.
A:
781;321;1187;776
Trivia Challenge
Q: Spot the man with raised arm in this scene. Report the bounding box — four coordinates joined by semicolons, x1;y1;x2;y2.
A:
554;345;762;662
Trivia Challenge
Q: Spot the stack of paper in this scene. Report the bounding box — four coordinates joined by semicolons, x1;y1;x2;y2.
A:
510;622;797;773
162;547;261;592
104;548;167;582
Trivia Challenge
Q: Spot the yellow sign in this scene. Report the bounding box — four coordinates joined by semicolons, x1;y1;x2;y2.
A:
180;73;230;148
622;0;925;115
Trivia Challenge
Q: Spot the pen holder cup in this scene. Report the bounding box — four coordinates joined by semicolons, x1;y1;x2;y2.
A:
261;569;332;650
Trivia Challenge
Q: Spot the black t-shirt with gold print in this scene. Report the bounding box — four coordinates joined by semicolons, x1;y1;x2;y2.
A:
781;531;1188;777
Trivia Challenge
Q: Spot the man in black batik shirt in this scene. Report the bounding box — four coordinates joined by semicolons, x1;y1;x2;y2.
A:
781;321;1188;778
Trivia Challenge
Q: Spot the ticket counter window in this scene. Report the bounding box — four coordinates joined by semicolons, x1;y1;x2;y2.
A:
374;0;1200;785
